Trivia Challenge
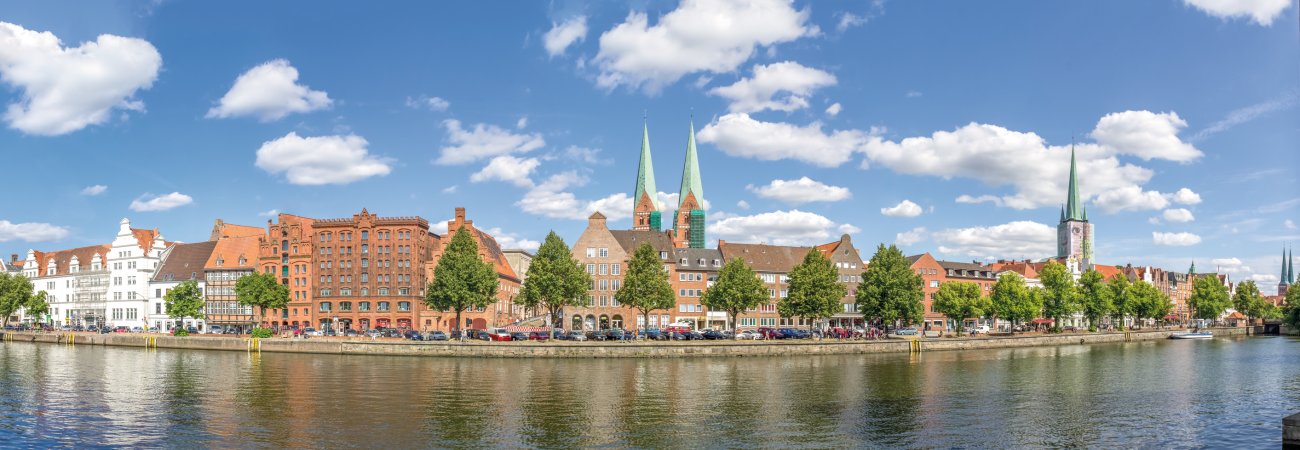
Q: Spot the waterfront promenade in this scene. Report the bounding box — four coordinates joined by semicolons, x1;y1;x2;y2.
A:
0;327;1252;358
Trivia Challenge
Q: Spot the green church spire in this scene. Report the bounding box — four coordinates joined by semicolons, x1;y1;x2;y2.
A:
634;120;660;211
1289;247;1294;284
1064;145;1084;221
678;120;704;208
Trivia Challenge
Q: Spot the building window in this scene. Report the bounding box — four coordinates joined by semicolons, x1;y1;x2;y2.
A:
611;264;620;275
599;248;609;257
378;301;390;312
359;302;371;311
398;288;409;296
398;301;410;312
361;231;369;240
320;302;332;312
586;248;596;258
339;302;352;312
599;264;608;275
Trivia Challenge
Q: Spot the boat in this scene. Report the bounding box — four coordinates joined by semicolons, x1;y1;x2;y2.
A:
1169;331;1213;340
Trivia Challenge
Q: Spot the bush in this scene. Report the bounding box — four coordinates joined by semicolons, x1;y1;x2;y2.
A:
251;327;273;339
173;328;189;337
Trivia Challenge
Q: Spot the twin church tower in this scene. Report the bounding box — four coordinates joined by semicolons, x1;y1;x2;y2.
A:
632;120;706;249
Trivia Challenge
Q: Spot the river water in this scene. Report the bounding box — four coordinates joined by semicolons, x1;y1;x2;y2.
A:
0;336;1296;448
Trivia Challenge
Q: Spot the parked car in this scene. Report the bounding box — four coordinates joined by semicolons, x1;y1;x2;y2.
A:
756;327;780;339
510;332;530;341
605;328;628;341
735;330;759;340
426;331;448;341
303;327;322;336
208;325;224;334
566;331;588;341
893;327;919;336
403;330;423;341
129;327;144;333
344;329;358;337
972;325;991;334
642;328;666;340
147;327;159;333
586;331;605;341
489;328;514;342
702;329;726;340
365;329;383;338
528;332;550;341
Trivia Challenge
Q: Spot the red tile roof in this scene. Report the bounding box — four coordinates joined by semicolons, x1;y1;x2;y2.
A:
31;245;111;276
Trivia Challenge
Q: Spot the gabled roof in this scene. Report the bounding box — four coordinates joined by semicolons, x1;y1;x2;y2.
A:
31;245;111;276
609;230;675;255
719;242;809;273
206;235;260;270
131;228;167;254
673;248;723;271
990;261;1039;279
210;219;264;240
154;241;219;282
1093;264;1123;281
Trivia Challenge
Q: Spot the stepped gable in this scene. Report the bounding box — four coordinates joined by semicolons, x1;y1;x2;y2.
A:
210;219;265;240
130;228;168;254
32;245;111;276
718;242;810;273
154;241;219;282
438;208;518;281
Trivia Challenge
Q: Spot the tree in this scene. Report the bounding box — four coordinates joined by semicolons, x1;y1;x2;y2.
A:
1077;269;1111;332
931;281;989;336
780;249;847;332
425;225;499;335
1283;287;1300;330
616;243;675;333
701;258;767;333
1107;275;1133;331
0;273;45;328
234;272;289;328
1231;280;1265;323
1038;261;1078;332
991;272;1033;333
856;244;924;329
165;280;206;330
516;232;591;338
1187;274;1230;324
1130;280;1171;327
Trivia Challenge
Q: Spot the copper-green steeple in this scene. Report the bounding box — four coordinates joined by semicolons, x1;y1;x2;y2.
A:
1064;145;1084;222
634;120;660;211
678;120;704;208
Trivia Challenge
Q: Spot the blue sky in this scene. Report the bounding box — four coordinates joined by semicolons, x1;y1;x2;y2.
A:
1;0;1297;293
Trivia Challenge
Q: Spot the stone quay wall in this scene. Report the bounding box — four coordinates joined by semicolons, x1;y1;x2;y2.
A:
1;327;1253;359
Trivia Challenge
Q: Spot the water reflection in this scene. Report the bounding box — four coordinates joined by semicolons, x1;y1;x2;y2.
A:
0;337;1296;448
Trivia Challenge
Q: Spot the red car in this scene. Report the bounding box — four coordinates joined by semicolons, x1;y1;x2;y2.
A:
528;332;550;341
756;327;781;339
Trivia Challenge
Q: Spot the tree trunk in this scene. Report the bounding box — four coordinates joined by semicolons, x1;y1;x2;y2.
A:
455;308;463;337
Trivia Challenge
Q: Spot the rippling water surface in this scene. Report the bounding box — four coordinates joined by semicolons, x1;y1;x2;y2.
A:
0;336;1296;448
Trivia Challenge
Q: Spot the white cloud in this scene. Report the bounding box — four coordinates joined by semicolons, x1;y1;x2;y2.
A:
1184;0;1293;25
563;145;605;164
825;102;842;117
0;220;69;242
442;185;458;194
1152;231;1202;246
736;200;751;210
1162;208;1195;223
895;227;927;247
80;185;107;196
955;194;1003;207
485;227;541;252
435;119;546;165
1149;217;1163;225
594;0;817;93
1193;89;1298;141
129;192;193;212
708;61;836;113
516;116;528;129
516;172;627;221
697;113;873;167
1251;274;1279;284
1093;186;1170;213
1286;219;1297;230
881;200;923;218
1211;257;1253;274
543;16;588;57
835;1;885;32
255;132;392;185
258;209;280;217
653;192;712;215
206;59;331;122
406;95;450;111
0;22;161;135
711;210;848;246
1091;110;1202;163
931;221;1056;260
838;223;861;235
469;155;540;187
748;176;851;204
1172;187;1202;205
905;90;923;98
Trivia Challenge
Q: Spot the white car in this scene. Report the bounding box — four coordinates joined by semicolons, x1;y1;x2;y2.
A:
972;325;990;334
735;330;761;340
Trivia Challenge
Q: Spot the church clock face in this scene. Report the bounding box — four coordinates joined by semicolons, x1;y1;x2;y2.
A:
1072;228;1080;235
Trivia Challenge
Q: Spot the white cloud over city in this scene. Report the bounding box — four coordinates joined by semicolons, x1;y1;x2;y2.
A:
0;220;69;242
1183;0;1293;26
255;132;392;185
129;192;193;212
206;59;332;121
436;119;546;165
748;177;851;204
710;209;856;246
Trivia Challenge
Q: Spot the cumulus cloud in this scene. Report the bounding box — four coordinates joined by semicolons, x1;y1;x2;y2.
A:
435;119;546;165
1162;208;1195;223
1184;0;1293;25
1286;219;1297;230
129;192;193;212
697;113;874;167
593;0;817;93
0;22;161;135
258;209;280;217
516;172;629;221
470;155;540;187
1091;110;1202;163
1172;188;1202;205
543;16;588;57
708;61;836;113
748;177;851;204
881;200;923;218
406;95;450;111
711;210;850;246
931;221;1057;260
255;132;392;185
825;102;842;117
955;195;1003;207
486;227;541;252
1211;257;1253;274
1093;186;1170;213
737;200;750;210
1152;231;1202;246
0;220;69;242
81;185;107;196
895;227;927;247
206;59;331;121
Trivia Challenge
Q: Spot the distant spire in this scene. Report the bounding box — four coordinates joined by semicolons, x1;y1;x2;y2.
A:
1282;245;1290;286
678;119;703;208
1064;145;1084;221
1060;205;1066;223
1289;246;1295;284
1189;260;1195;275
634;118;660;211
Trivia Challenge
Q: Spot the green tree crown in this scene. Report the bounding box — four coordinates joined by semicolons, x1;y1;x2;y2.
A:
1187;275;1231;321
517;231;591;336
701;258;767;331
780;248;847;329
856;244;924;328
616;243;675;331
425;225;499;330
931;280;989;335
165;280;206;321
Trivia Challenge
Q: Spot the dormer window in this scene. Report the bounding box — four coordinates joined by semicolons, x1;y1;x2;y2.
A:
680;258;688;265
660;251;668;260
238;257;246;266
215;257;224;267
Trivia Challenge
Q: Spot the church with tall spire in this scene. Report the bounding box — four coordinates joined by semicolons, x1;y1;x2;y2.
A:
1279;245;1293;297
1057;146;1094;272
632;120;662;232
629;117;706;248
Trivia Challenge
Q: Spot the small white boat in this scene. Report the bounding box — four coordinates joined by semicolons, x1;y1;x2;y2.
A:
1169;331;1213;340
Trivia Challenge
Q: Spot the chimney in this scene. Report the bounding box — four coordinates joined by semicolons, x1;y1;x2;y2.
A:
9;254;16;263
455;207;466;222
